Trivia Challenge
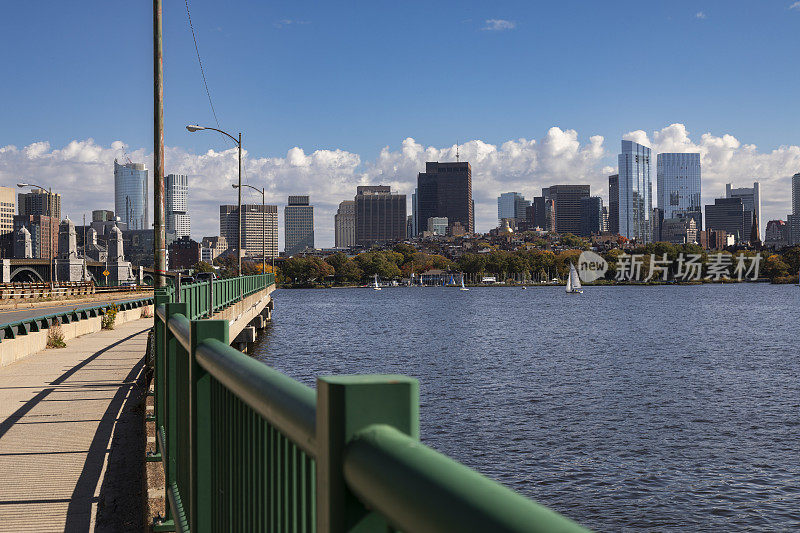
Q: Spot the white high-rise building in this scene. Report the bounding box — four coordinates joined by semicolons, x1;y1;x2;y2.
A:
165;174;190;239
657;153;702;229
114;160;148;230
617;140;653;243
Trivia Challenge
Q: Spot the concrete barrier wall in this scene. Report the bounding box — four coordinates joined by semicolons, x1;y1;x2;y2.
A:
210;285;274;344
0;304;154;368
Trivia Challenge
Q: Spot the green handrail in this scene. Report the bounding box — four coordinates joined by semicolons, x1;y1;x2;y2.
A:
152;275;589;532
343;424;587;533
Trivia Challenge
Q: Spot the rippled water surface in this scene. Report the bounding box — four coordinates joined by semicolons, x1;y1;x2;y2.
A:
252;284;799;531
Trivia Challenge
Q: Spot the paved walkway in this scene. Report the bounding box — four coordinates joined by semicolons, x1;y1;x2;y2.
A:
0;318;152;532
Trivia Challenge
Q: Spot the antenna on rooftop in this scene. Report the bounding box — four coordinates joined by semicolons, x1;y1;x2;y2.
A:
456;141;460;162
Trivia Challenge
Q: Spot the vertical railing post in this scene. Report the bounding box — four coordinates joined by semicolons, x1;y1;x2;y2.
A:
316;375;420;533
190;318;229;533
164;302;188;493
153;287;171;433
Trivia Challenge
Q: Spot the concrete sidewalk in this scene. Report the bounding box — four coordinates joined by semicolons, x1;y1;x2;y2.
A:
0;318;152;532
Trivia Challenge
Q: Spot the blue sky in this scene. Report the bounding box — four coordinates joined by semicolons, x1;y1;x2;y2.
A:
1;1;800;244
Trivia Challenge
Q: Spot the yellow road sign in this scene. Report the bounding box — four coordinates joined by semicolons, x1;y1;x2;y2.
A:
103;270;110;277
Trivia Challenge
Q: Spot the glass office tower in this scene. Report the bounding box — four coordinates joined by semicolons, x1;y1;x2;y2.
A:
617;140;652;243
657;153;702;229
114;159;149;230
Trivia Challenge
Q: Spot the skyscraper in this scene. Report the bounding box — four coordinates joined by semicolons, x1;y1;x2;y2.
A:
618;140;652;243
725;182;761;240
165;174;190;239
335;200;356;248
354;186;406;246
705;197;745;242
579;196;603;237
608;174;619;234
657;153;701;229
219;204;278;258
18;188;61;220
416;162;473;234
789;173;800;245
497;192;530;226
114;159;149;230
0;187;15;256
284;196;314;255
543;185;590;235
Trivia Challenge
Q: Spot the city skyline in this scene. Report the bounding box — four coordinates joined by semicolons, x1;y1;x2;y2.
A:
2;126;799;248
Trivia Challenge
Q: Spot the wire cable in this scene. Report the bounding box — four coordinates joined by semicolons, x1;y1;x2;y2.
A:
185;0;221;129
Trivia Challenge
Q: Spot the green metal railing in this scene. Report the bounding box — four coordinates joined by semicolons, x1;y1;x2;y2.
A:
176;273;275;320
152;276;587;532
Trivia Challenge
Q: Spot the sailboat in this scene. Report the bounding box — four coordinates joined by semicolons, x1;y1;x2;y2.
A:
460;275;469;291
565;263;583;294
372;273;381;291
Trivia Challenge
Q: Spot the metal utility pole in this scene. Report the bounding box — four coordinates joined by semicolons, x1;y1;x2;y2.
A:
233;184;265;275
153;0;167;287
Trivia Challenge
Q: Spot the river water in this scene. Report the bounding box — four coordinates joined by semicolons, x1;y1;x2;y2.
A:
251;284;799;531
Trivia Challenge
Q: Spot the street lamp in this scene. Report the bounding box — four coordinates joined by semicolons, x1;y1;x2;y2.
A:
17;182;54;286
186;125;243;277
232;184;268;276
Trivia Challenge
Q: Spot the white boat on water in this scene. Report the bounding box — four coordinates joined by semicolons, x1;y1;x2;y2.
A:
460;276;469;291
372;274;381;291
566;263;583;294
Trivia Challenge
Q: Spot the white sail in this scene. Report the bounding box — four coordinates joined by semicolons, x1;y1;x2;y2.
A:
565;270;572;292
570;263;582;290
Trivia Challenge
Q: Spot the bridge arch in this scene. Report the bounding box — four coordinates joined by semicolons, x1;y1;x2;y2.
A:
10;267;45;282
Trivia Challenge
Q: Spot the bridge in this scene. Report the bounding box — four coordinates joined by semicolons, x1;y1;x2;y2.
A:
0;274;586;532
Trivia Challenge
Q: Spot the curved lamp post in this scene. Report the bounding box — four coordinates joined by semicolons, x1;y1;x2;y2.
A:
17;182;54;285
186;125;243;277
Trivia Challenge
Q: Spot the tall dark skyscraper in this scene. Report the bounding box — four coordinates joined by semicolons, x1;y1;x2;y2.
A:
705;197;745;242
579;196;603;237
354;186;406;246
543;185;590;235
416;162;473;234
608;174;619;234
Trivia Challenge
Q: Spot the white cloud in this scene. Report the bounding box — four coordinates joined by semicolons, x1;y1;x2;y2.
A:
790;2;800;11
482;19;516;31
1;125;798;248
695;11;707;19
274;19;310;28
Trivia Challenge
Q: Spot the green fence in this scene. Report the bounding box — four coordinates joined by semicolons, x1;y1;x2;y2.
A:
175;273;275;320
152;277;587;532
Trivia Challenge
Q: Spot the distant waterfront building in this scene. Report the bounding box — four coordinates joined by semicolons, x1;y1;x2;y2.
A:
652;207;663;242
0;186;15;256
354;186;406;246
618;140;652;243
608;174;619;234
661;217;698;244
764;220;788;248
18;188;61;220
416;162;473;234
698;228;728;250
200;236;228;262
427;217;448;236
13;215;57;259
705;197;745;242
92;210;115;222
579;196;603;237
169;236;201;270
219;205;239;257
114;159;149;230
788;173;800;245
497;192;529;226
284;195;314;256
657;153;702;230
243;204;278;258
601;206;609;232
165;174;190;239
334;200;356;248
543;185;590;235
411;188;418;236
725;182;761;241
